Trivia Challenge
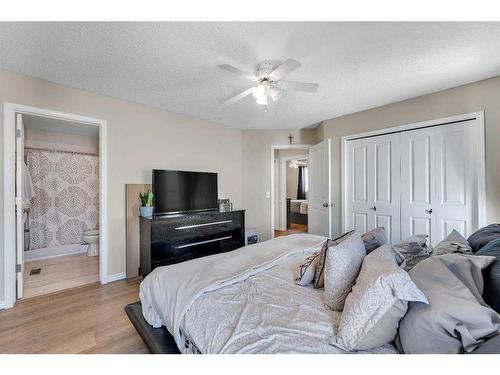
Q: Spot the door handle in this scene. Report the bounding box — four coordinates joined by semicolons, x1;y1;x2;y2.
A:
426;209;433;214
322;203;328;208
369;206;377;211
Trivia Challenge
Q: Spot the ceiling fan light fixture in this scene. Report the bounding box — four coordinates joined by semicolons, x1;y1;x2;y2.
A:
269;87;282;102
255;94;268;106
252;84;266;100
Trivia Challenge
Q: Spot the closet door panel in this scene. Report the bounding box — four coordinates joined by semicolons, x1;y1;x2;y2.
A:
345;140;372;234
370;134;400;243
433;122;476;240
400;129;435;244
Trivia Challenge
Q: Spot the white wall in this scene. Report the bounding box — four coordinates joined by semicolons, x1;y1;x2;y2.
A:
0;69;243;302
241;130;319;240
318;74;500;239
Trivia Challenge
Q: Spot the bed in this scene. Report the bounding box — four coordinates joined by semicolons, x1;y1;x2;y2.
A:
135;233;398;354
287;199;308;227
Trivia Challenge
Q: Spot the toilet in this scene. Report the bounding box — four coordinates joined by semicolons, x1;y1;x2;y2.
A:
83;230;100;257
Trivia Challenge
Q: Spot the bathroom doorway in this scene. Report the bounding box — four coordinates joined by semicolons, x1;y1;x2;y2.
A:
3;103;107;307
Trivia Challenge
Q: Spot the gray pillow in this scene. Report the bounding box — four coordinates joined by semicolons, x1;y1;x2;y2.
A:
324;231;366;311
394;234;432;271
330;245;427;351
361;227;388;254
468;224;500;253
397;254;500;353
476;238;500;314
433;229;472;256
314;230;354;289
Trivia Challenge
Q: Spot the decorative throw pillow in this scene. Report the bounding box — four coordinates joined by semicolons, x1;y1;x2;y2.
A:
295;252;320;286
476;238;500;314
324;232;366;310
361;227;388;254
468;224;500;253
433;229;472;256
394;234;432;271
330;244;427;351
397;254;500;354
314;230;354;289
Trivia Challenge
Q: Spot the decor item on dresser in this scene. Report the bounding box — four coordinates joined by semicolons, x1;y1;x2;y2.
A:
433;229;472;256
323;231;366;311
139;190;154;218
330;244;427;351
467;223;500;253
397;253;500;354
218;199;232;212
139;209;245;276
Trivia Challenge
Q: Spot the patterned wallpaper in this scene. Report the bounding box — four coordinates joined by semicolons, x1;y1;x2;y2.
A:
26;149;99;250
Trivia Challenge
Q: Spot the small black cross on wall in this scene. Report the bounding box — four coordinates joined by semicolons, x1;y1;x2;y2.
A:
288;134;294;145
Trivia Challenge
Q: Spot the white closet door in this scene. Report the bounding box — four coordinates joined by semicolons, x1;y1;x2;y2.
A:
433;121;477;240
400;121;477;245
345;134;400;242
308;139;331;237
400;128;436;243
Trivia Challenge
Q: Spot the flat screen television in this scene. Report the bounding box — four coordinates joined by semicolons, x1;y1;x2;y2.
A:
153;169;218;215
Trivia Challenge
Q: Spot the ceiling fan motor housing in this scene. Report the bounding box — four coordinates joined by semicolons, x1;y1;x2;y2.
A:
257;61;274;80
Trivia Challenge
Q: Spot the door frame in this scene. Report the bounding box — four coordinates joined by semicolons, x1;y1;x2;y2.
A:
270;144;311;239
3;102;108;309
277;154;309;231
341;111;486;234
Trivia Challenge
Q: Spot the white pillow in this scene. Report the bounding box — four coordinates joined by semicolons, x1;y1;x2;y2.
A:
324;231;366;311
295;252;320;286
330;244;428;351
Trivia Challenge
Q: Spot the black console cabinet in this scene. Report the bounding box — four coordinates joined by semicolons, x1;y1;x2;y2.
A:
139;210;245;276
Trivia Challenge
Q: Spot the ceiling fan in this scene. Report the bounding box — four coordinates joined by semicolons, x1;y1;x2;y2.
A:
219;58;319;106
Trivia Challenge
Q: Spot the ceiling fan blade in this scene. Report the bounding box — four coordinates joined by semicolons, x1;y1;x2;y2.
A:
219;64;259;82
223;87;254;106
277;81;319;93
268;58;301;81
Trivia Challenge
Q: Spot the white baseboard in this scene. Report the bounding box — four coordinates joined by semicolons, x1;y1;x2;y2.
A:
105;272;126;283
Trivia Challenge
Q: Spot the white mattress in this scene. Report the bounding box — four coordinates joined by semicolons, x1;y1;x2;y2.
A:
181;251;398;354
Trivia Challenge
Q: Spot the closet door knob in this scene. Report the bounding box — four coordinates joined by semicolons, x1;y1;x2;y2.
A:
426;209;433;214
369;206;377;211
322;203;328;208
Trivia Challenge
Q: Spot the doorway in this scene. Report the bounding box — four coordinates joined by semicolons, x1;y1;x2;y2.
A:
3;103;107;308
270;140;332;239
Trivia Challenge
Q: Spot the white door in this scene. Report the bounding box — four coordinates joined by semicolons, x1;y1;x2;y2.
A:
345;134;401;242
400;121;478;245
400;128;436;243
308;139;331;237
15;113;25;299
273;159;280;230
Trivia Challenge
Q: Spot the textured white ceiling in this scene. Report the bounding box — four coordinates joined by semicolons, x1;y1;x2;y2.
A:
1;22;500;129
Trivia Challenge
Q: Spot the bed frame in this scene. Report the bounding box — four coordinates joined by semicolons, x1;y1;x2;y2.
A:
125;301;180;354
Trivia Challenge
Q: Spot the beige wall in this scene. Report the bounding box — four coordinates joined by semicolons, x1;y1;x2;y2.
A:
319;75;500;238
0;69;243;302
242;130;319;240
25;128;99;155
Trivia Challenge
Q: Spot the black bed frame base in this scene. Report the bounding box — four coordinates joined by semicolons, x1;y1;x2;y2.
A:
124;301;180;354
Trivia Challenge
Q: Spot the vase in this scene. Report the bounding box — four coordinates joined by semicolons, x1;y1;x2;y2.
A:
140;206;153;217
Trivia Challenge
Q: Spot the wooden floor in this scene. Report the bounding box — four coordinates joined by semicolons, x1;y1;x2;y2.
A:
0;278;148;353
275;223;308;237
24;253;100;299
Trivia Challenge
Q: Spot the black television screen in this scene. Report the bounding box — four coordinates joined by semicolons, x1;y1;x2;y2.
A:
153;170;218;215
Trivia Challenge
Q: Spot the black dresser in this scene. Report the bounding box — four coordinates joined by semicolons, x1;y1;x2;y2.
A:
139;210;245;276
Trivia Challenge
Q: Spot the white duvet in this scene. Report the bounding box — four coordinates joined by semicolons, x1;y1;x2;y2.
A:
140;233;399;354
